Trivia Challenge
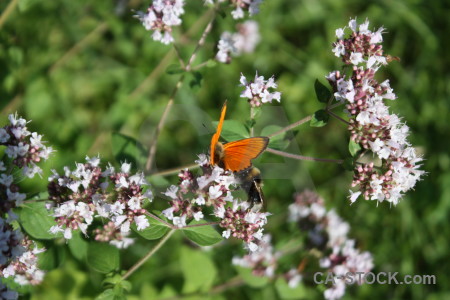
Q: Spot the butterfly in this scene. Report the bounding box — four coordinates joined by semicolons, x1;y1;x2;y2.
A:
210;102;269;172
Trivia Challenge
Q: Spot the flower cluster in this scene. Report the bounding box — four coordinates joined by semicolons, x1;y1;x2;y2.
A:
162;154;270;251
326;18;424;205
135;0;185;44
0;281;17;300
47;156;153;247
232;234;279;277
0;114;51;293
205;0;263;19
234;190;372;298
216;20;260;63
94;221;135;249
1;235;45;286
0;113;53;180
289;190;373;300
240;72;281;107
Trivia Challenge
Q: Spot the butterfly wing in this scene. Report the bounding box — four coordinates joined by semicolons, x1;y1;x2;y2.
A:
210;102;227;166
222;137;269;172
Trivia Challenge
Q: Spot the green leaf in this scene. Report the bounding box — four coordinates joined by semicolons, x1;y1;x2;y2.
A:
166;64;184;75
206;59;217;68
189;71;203;90
103;274;132;292
111;132;147;169
343;157;355;171
18;202;60;240
181;220;223;246
131;215;170;240
310;109;329;127
87;242;120;273
95;289;126;300
261;125;290;150
68;231;88;261
18;0;39;12
274;278;309;299
37;245;57;270
180;246;217;293
212;120;249;142
235;266;270;288
349;139;362;157
314;79;332;103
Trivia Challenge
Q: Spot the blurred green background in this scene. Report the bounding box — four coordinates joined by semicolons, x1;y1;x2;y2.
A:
1;0;449;299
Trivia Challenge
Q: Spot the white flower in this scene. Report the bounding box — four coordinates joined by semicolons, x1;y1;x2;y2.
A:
348;190;362;203
110;237;135;249
110;201;125;215
0;128;10;143
134;215;150;230
173;215;187;228
128;196;142;210
64;228;73;239
121;162;131;173
116;176;129;189
195;154;209;166
193;211;204;221
349;52;364;65
222;229;231;239
86;155;100;167
332;43;345;57
195;195;206;205
335;27;345;39
164;185;179;199
162;207;175;220
208;185;222;199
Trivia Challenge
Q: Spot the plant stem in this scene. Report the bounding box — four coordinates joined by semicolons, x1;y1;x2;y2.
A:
267;115;312;138
327;109;349;125
266;148;344;164
145;80;182;172
144;211;174;229
249;107;255;137
49;22;108;74
159;276;245;300
145;7;218;172
183;221;220;228
150;163;199;177
0;0;18;30
122;229;176;280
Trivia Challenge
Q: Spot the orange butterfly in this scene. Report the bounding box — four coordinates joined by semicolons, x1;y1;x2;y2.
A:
210;102;269;172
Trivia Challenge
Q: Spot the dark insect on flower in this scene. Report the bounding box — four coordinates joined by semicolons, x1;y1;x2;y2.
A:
236;166;264;211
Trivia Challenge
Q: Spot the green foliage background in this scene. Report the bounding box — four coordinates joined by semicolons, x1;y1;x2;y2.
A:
1;0;449;299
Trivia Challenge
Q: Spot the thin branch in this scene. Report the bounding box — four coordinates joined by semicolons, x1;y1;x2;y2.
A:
184;7;217;72
0;0;18;30
183;221;220;228
122;229;176;280
150;163;199;177
1;94;22;116
326;109;349;125
158;276;245;300
173;43;186;69
267;115;312;138
49;22;108;74
145;79;182;172
144;211;174;229
266;148;344;164
145;7;218;172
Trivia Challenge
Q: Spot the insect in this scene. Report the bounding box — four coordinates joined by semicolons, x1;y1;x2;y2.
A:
210;102;269;172
236;166;265;211
210;102;269;209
